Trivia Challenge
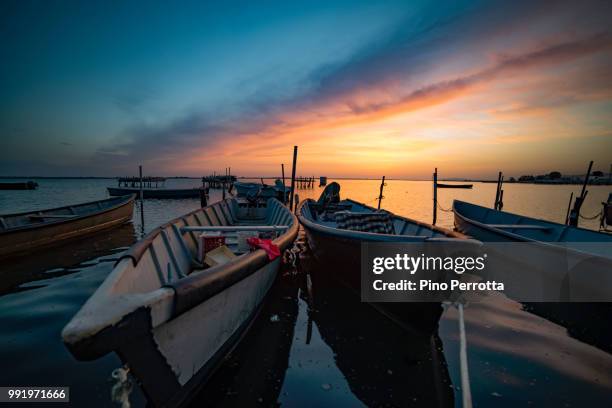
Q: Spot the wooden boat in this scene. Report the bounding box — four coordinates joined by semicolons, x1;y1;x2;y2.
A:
298;183;469;333
453;200;612;248
453;200;612;301
436;183;473;189
0;195;134;259
0;181;38;190
107;186;202;199
454;199;612;348
62;197;298;407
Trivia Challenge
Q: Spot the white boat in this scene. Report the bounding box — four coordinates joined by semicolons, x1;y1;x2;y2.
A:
62;197;298;407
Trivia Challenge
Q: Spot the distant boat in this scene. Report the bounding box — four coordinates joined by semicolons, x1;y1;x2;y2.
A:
62;197;298;407
298;183;470;334
0;194;134;258
234;180;288;202
436;183;473;189
107;186;202;199
0;181;38;190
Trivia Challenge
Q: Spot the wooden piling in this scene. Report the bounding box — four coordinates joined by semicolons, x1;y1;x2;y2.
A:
568;160;593;227
281;164;286;204
289;146;298;210
433;168;437;225
377;176;386;210
494;172;503;210
565;192;573;224
138;165;144;232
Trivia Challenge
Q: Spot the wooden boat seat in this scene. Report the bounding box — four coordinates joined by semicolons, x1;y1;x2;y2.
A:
487;224;553;231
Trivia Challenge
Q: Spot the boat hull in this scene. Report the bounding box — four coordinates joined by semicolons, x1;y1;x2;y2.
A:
0;181;38;190
63;198;298;407
301;210;445;335
113;259;280;407
436;183;472;189
107;186;201;199
0;195;134;259
453;199;612;348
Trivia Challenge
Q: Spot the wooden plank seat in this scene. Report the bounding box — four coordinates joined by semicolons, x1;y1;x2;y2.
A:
487;224;554;230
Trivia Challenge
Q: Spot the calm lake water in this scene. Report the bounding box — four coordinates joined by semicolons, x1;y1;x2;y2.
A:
0;178;610;407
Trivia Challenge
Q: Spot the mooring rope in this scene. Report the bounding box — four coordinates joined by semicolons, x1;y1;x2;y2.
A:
285;238;305;268
110;366;133;408
579;210;602;220
442;300;473;408
436;201;454;213
457;303;473;408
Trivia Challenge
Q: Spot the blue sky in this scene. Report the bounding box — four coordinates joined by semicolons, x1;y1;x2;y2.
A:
1;0;611;177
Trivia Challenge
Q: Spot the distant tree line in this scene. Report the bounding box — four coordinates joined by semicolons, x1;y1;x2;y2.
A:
517;170;606;182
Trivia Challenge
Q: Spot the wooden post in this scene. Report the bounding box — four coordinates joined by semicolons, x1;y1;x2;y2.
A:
138;165;144;201
281;164;286;204
138;165;144;233
222;168;226;200
377;176;386;210
433;168;437;225
289;146;298;210
568;160;593;227
200;187;207;207
494;172;503;210
564;192;573;224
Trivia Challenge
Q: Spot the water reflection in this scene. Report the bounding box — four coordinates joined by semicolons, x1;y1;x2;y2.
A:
192;237;455;407
522;302;612;354
440;293;612;407
308;268;455;407
0;223;136;295
191;266;300;407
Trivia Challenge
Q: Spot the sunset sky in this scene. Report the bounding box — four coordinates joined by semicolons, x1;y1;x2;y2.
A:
1;0;611;178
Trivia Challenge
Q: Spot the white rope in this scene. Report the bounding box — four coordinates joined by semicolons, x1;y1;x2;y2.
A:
111;366;133;408
457;303;473;408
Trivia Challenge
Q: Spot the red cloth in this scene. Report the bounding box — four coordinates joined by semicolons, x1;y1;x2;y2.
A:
247;237;281;260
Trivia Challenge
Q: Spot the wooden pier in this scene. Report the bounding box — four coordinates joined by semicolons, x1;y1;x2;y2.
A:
202;174;236;189
117;176;166;188
295;176;315;189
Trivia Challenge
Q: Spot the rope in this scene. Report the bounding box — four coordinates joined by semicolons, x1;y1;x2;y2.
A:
436;201;454;213
579;210;602;220
110;366;133;408
457;303;473;408
284;238;304;269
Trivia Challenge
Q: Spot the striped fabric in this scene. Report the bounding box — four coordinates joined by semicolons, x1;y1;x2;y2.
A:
335;211;395;234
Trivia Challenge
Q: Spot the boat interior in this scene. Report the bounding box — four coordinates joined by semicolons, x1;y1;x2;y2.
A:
115;197;294;292
301;183;459;239
0;195;133;231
